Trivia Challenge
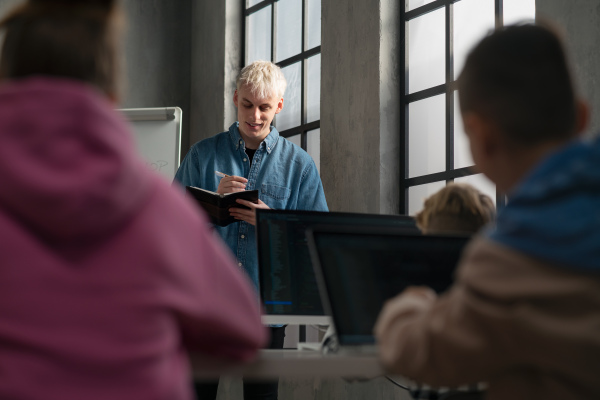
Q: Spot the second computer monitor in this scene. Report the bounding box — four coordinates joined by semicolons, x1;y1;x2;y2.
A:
256;209;419;325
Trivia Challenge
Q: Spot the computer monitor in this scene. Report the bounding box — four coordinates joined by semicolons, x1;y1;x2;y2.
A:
307;227;470;345
256;209;418;325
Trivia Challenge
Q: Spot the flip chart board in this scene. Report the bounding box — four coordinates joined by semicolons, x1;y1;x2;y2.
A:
119;107;182;181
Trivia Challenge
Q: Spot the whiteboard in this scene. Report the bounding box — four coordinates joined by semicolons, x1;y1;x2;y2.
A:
119;107;182;181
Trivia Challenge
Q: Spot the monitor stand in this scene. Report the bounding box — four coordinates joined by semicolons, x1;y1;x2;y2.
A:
261;315;335;352
297;324;336;352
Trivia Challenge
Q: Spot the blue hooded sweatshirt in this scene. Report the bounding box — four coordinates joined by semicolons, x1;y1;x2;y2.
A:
488;135;600;273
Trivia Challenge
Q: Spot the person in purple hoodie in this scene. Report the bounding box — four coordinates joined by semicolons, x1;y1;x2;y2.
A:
0;1;267;399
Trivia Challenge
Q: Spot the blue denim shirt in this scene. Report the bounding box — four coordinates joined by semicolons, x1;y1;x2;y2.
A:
174;122;328;289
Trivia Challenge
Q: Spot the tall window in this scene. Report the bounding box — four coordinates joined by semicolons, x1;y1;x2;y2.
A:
400;0;535;215
244;0;322;171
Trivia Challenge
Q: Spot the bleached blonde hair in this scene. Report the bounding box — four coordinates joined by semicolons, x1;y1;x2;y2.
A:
236;60;287;99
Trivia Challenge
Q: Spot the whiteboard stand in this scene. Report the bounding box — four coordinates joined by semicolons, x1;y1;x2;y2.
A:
119;107;182;182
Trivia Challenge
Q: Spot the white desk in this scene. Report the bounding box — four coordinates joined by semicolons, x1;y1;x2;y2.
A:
191;349;384;380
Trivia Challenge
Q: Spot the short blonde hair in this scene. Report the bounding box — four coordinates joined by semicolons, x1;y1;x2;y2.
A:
236;60;287;99
415;183;496;235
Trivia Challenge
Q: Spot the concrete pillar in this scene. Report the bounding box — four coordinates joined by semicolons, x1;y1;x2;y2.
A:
190;0;243;151
321;0;401;214
536;0;600;136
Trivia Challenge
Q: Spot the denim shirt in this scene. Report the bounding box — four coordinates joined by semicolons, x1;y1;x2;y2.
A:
174;122;328;290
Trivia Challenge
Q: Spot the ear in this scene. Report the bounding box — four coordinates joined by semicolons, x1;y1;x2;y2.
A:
275;97;284;114
233;90;239;108
574;99;590;136
462;112;500;167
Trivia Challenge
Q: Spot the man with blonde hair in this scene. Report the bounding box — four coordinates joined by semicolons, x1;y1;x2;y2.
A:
175;60;328;399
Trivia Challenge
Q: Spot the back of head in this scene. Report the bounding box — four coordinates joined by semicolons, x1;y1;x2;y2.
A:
416;183;496;235
0;0;122;99
236;60;287;99
458;23;577;147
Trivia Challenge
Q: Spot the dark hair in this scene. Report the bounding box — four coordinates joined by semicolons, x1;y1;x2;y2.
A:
0;0;122;98
458;23;577;146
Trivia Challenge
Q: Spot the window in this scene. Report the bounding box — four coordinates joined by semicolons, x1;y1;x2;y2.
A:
244;0;322;171
400;0;535;215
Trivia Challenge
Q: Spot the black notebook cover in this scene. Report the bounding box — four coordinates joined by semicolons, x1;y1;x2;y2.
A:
185;186;259;227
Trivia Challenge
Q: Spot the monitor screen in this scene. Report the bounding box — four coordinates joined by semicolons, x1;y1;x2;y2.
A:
307;228;470;345
256;210;418;324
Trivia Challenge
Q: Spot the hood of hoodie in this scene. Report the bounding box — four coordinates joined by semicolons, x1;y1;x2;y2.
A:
0;77;152;247
488;135;600;273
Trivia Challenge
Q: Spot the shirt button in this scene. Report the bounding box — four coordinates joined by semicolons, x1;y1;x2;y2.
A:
243;158;247;162
241;234;245;239
238;262;242;267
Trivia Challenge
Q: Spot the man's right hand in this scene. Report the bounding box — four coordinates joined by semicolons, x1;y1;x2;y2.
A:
217;175;248;194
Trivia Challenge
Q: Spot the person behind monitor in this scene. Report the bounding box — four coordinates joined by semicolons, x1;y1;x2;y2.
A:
174;60;328;400
415;182;495;235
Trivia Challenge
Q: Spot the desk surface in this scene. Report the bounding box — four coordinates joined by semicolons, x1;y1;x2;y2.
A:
191;349;384;379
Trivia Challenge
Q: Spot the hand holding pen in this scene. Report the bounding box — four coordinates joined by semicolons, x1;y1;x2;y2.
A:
215;170;248;195
215;171;270;225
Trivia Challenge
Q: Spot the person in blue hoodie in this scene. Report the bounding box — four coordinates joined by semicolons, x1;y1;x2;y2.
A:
375;23;600;400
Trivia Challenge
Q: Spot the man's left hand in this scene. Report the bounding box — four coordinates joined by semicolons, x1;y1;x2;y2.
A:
230;199;270;226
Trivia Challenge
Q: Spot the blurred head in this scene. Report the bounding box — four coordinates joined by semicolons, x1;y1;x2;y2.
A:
0;0;123;101
415;183;496;235
458;23;588;192
234;61;286;148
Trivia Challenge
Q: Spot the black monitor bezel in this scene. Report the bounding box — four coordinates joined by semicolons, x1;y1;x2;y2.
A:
306;225;471;345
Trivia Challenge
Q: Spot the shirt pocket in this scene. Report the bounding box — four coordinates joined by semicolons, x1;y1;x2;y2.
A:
261;183;291;209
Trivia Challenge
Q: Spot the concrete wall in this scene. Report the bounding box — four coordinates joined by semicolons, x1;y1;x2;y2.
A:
321;0;401;214
121;0;193;154
536;0;600;136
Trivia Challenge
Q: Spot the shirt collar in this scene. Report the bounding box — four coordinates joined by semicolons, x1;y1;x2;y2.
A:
228;122;279;154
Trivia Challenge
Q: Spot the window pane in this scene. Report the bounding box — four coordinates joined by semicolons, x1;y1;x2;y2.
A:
276;62;301;131
307;54;320;123
406;0;437;12
454;91;474;169
247;0;263;7
408;8;445;93
276;0;302;62
455;173;497;205
307;0;321;49
454;0;495;79
307;129;320;172
408;181;446;216
287;133;301;148
503;0;535;25
246;6;272;64
409;94;445;178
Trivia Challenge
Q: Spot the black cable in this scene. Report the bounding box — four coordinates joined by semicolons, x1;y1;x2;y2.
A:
385;375;411;391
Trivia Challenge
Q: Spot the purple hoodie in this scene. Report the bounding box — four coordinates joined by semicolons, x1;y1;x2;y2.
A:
0;78;267;400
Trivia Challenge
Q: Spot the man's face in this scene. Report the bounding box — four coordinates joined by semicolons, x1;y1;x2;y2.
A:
233;84;283;148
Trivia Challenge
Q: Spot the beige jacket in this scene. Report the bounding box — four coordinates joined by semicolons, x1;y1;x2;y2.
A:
377;236;600;400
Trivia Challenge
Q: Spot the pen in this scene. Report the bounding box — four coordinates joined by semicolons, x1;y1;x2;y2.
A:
215;171;230;178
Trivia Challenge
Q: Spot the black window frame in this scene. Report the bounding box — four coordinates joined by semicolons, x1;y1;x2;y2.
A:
399;0;509;214
243;0;321;151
